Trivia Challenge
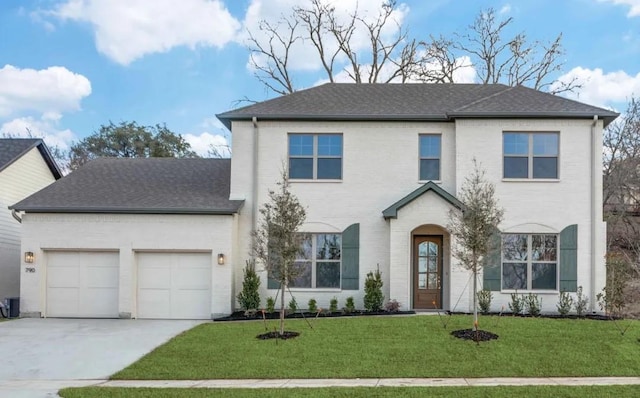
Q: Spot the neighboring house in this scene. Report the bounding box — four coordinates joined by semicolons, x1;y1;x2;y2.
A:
0;139;61;302
12;83;618;319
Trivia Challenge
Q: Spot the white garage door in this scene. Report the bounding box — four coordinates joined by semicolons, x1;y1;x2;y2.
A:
46;251;119;318
137;252;212;319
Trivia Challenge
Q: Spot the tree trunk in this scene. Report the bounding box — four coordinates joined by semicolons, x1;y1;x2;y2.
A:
280;282;286;335
473;264;478;332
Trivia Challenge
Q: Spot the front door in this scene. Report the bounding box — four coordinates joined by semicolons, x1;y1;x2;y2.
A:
413;235;442;309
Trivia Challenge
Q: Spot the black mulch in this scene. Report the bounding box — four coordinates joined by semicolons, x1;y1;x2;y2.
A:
214;310;415;322
257;331;300;340
451;328;499;342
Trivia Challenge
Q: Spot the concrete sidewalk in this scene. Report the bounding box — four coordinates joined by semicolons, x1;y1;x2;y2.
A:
4;376;639;395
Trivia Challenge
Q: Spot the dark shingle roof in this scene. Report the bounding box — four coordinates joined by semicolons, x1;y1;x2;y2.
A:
10;158;243;214
216;83;619;128
0;138;62;178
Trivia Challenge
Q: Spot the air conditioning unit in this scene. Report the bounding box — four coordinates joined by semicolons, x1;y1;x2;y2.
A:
1;297;20;318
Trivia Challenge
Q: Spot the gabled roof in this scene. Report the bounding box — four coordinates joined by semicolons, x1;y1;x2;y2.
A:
217;83;619;128
382;181;463;219
0;138;62;179
10;158;244;215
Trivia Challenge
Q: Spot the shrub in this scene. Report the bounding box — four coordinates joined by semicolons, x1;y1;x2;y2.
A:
508;292;523;315
477;289;492;314
524;293;541;316
597;253;630;315
344;296;356;314
364;268;384;312
384;299;401;313
574;286;589;316
288;298;298;313
308;298;318;313
557;291;574;315
236;260;261;311
265;297;275;314
329;297;338;313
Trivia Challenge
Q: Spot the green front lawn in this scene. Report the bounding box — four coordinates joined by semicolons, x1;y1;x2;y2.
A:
113;315;640;379
59;386;640;398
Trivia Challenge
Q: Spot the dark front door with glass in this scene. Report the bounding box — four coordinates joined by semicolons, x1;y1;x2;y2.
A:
413;235;442;309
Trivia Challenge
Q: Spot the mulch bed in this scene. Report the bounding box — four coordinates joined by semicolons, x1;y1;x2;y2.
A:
256;331;300;340
214;310;415;322
451;328;499;342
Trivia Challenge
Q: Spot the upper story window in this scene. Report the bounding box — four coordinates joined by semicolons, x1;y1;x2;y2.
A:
502;233;558;291
503;132;558;179
419;134;441;181
291;233;342;289
289;134;342;180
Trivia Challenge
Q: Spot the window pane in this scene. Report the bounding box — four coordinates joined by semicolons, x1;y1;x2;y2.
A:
502;263;527;289
289;135;313;156
290;261;312;288
428;273;438;289
504;133;529;155
532;235;557;261
419;257;427;272
533;134;558;156
544;236;557;261
420;159;440;180
418;242;428;256
419;274;427;289
532;263;557;290
504;157;528;178
316;262;340;288
533;157;557;178
428;257;437;272
317;158;341;179
503;234;528;261
297;234;312;260
289;158;313;179
316;234;341;260
420;135;440;158
317;135;342;156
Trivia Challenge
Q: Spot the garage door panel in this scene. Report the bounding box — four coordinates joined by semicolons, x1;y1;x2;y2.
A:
137;252;211;320
46;251;119;318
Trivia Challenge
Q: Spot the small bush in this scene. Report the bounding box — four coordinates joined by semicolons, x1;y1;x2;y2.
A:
329;297;338;313
288;298;298;313
575;286;589;316
236;260;261;311
384;299;401;313
344;296;356;314
557;291;573;315
524;293;541;316
364;268;384;312
477;289;492;314
308;298;318;313
265;297;275;314
508;292;524;315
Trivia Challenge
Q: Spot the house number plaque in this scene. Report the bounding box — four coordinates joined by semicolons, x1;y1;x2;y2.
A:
25;267;36;273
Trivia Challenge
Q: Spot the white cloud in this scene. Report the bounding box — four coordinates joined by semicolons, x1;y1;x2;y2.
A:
599;0;640;17
49;0;241;65
1;116;76;150
499;4;512;14
184;131;231;157
0;64;91;118
552;67;640;107
243;0;411;74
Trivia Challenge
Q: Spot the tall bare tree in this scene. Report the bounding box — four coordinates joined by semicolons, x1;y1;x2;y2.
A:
448;160;504;332
252;170;307;335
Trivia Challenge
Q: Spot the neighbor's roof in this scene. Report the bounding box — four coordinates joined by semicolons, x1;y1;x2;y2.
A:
10;158;244;215
217;83;619;128
0;138;62;179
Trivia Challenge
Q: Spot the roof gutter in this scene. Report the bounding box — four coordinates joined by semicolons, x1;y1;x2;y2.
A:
252;116;259;233
11;209;22;223
590;115;598;312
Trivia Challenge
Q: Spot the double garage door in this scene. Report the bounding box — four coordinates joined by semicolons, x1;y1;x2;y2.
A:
46;251;212;319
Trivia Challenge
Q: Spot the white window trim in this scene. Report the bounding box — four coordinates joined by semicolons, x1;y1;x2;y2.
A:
503;131;560;180
500;233;560;293
418;133;441;182
288;133;343;181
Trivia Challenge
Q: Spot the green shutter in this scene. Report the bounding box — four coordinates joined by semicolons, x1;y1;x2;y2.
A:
342;223;360;290
560;224;578;292
482;228;502;291
267;275;279;289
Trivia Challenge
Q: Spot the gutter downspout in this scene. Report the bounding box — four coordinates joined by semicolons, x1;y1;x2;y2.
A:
11;209;22;223
590;115;598;312
252;117;259;232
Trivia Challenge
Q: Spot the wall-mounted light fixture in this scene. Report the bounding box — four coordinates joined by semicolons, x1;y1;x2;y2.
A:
217;253;225;265
25;252;35;264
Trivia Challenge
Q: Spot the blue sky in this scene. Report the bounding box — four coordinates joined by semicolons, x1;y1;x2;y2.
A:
1;0;639;155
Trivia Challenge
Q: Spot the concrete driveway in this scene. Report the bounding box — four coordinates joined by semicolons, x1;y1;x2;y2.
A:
0;318;204;397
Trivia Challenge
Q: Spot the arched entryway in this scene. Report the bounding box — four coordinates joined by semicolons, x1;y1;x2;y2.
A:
412;224;450;310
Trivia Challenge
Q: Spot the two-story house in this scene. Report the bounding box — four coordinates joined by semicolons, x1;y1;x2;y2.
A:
11;83;618;318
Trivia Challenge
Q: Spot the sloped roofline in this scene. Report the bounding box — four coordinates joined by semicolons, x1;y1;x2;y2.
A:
0;139;63;179
382;181;463;219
